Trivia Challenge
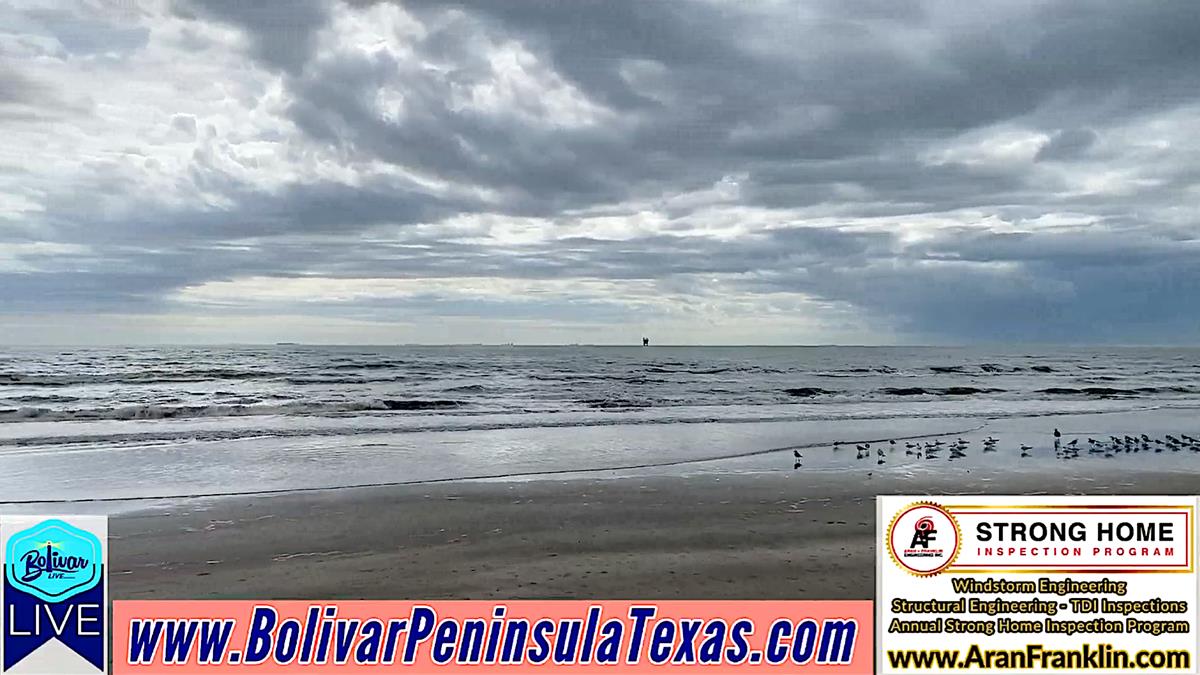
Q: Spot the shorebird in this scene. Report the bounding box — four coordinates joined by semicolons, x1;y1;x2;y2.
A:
793;450;803;458
1054;428;1061;439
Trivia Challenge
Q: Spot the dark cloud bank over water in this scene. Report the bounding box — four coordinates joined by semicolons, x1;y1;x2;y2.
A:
3;0;1200;343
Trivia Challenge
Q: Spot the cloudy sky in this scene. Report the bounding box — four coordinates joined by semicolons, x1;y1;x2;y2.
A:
3;0;1200;345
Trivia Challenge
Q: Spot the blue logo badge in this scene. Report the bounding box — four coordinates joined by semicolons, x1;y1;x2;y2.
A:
4;519;102;603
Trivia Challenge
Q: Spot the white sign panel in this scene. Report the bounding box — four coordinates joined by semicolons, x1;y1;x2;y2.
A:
878;496;1197;675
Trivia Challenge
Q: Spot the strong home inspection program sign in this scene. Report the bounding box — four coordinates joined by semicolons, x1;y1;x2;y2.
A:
877;496;1197;675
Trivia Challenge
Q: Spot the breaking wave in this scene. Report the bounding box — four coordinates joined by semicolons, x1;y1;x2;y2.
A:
0;399;463;422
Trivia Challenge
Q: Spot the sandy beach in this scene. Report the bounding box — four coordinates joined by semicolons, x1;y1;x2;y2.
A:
108;455;1200;601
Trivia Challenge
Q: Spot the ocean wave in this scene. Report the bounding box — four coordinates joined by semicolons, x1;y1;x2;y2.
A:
1037;386;1199;398
1;401;1183;451
0;399;463;423
581;397;653;409
813;367;898;377
783;387;834;397
329;361;408;370
787;385;1008;398
283;376;405;385
378;399;460;410
443;384;488;392
2;394;81;404
882;387;1006;396
0;369;284;386
924;363;1059;375
642;365;787;375
10;382;1199;423
644;366;730;374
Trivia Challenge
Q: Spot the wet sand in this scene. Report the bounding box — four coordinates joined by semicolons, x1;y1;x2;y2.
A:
109;466;1200;601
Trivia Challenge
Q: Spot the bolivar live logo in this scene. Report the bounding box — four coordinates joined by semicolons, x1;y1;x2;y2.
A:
2;516;108;675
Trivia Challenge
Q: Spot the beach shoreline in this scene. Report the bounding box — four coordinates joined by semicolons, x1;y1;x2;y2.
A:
109;465;1200;601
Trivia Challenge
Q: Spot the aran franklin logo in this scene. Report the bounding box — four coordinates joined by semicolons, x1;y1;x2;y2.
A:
887;502;961;576
2;516;108;674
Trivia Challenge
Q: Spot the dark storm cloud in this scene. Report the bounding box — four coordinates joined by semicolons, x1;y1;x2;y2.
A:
259;0;1200;221
37;177;469;245
173;0;331;74
7;0;1200;342
1035;129;1099;162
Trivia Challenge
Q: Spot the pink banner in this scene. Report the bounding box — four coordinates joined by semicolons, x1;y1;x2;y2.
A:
113;600;872;674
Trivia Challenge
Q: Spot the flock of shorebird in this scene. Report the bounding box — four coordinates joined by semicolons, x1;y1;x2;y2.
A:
790;427;1200;469
1049;427;1200;459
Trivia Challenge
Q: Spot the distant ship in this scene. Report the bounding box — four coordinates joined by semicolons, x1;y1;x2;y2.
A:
275;342;298;346
642;337;650;346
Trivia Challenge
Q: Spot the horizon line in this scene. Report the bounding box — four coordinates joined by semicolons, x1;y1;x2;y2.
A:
4;342;1200;349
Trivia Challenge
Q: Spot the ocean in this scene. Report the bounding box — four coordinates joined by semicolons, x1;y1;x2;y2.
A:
2;345;1199;505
